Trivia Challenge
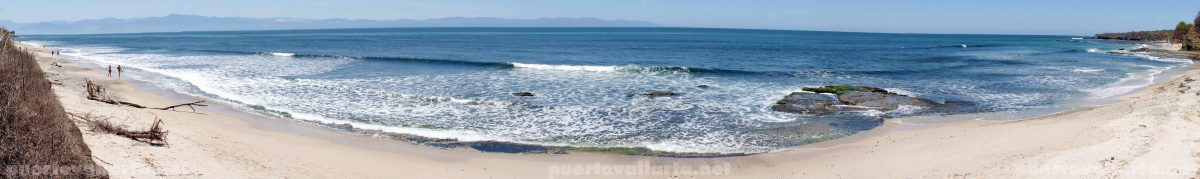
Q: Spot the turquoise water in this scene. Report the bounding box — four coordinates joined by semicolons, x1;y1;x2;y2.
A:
23;28;1191;153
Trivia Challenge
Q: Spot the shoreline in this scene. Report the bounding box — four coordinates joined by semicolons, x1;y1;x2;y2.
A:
26;41;1200;177
22;37;1192;156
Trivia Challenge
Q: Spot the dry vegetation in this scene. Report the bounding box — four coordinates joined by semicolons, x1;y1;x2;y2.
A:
67;112;168;146
0;28;108;177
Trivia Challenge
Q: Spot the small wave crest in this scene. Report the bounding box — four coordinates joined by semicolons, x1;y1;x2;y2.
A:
510;62;622;72
1072;68;1104;73
921;44;994;49
1133;53;1194;64
212;50;775;76
1086;47;1193;64
509;62;693;74
265;52;295;57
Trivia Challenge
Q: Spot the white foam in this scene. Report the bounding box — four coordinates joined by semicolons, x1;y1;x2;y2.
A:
883;88;919;96
888;105;927;115
1072;68;1104;73
1133;52;1193;64
269;52;295;57
18;41;47;47
1087;67;1169;98
1094;46;1192;64
639;131;753;154
286;111;495;141
510;62;619;72
858;109;885;117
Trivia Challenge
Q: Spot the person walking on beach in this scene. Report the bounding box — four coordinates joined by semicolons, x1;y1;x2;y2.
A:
107;65;113;77
117;65;124;79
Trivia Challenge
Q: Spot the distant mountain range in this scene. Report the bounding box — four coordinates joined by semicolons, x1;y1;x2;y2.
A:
0;14;659;35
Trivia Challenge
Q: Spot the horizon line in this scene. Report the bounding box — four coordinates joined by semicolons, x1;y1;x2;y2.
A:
1;14;1111;36
16;26;1090;37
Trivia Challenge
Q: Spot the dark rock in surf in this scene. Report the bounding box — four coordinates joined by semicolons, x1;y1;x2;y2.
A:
696;85;711;89
837;91;935;111
772;85;937;115
512;92;535;97
771;92;865;115
641;91;677;98
468;141;555;154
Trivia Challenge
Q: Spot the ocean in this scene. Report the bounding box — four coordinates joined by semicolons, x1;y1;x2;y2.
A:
22;27;1192;154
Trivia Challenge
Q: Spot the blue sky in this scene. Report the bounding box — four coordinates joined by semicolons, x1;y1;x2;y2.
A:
1;0;1198;35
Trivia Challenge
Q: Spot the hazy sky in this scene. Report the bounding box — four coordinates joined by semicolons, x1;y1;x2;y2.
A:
1;0;1198;35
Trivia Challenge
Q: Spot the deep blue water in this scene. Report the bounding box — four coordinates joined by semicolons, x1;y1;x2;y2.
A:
22;28;1191;153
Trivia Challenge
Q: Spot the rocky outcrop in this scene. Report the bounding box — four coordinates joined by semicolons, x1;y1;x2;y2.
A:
511;92;535;97
772;85;936;115
1096;30;1173;41
771;92;862;115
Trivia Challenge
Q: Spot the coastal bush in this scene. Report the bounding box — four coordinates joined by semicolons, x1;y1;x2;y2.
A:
1174;21;1192;42
1194;11;1199;27
1186;26;1200;51
1188;11;1200;51
0;28;107;177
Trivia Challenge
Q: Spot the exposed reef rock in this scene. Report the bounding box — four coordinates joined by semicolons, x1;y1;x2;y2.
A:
772;85;936;115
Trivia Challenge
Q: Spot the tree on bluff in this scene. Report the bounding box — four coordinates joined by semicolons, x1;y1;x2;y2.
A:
1175;21;1192;42
1187;27;1200;51
1195;11;1200;27
1186;11;1200;51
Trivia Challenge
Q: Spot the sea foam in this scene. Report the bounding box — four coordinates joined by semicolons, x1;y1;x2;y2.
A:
269;52;295;57
510;62;619;72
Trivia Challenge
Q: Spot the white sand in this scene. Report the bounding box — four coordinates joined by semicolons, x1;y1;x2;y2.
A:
26;43;1200;178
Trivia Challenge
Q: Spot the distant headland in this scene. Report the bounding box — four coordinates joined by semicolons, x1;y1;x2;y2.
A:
1096;11;1200;51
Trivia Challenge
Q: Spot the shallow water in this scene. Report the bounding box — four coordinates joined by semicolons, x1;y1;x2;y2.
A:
22;28;1192;153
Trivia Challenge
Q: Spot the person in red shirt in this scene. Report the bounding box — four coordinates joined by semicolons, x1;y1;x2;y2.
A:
107;65;112;77
117;65;123;79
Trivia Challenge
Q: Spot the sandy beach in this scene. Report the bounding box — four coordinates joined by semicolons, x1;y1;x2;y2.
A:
23;41;1200;178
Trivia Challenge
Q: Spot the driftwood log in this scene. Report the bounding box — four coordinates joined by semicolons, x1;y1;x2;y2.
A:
85;79;208;112
68;112;168;146
154;101;207;112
